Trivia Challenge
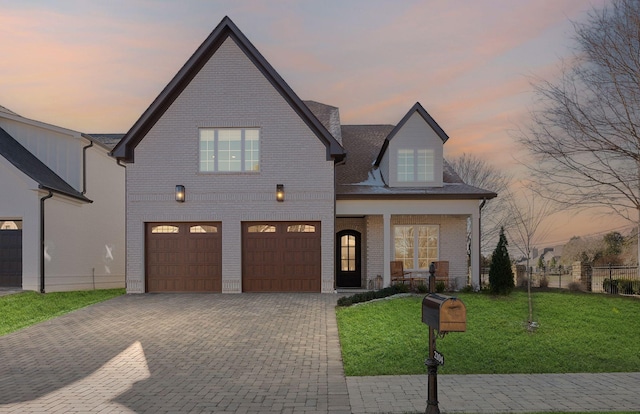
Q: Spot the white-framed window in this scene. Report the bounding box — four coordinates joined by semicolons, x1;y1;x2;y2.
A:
394;225;439;270
199;128;260;172
397;149;434;182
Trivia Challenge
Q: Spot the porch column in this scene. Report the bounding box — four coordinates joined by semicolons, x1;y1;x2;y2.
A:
383;213;391;286
471;210;480;288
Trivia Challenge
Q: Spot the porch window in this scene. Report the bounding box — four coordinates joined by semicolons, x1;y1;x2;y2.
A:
394;225;439;270
397;149;434;182
199;128;260;172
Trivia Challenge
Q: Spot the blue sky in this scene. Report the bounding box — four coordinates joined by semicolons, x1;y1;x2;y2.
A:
2;0;624;244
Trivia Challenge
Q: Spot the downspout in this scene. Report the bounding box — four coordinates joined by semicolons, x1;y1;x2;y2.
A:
116;158;127;290
40;190;53;293
478;198;487;289
81;139;93;195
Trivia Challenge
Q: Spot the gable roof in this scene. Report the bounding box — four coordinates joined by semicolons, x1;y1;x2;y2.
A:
0;126;91;202
374;102;449;166
336;123;497;200
112;16;345;162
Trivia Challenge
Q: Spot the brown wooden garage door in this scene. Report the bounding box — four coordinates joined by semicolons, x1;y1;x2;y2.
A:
146;222;221;292
242;221;321;292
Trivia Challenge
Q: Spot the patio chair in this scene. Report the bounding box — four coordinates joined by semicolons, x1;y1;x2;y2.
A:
390;261;415;286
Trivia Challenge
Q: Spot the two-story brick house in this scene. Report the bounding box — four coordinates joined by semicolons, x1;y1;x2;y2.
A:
112;17;496;293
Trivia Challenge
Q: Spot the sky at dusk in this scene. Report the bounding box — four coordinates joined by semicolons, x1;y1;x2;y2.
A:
1;0;630;247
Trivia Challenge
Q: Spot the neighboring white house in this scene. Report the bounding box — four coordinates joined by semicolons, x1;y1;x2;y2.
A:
0;106;125;292
112;16;496;293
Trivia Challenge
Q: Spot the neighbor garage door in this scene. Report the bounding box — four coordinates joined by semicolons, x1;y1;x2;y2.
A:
242;221;321;292
0;221;22;287
146;222;221;292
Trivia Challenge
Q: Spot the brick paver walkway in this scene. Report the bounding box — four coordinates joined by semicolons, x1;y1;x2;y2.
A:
347;372;640;413
0;294;350;414
2;292;639;413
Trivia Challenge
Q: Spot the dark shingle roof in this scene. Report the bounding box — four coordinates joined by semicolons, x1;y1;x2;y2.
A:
337;125;394;185
336;124;496;200
86;133;125;150
303;100;342;144
0;126;91;202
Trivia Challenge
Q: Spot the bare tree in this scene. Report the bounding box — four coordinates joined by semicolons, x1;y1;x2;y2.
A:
516;0;640;266
505;186;555;327
449;153;512;254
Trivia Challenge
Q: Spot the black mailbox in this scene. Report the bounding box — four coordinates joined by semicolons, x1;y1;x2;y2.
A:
422;293;466;332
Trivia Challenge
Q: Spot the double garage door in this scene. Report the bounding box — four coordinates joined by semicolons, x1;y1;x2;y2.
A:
146;221;320;292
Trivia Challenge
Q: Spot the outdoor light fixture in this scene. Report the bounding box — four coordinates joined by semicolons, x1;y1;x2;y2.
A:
276;184;284;202
175;185;185;202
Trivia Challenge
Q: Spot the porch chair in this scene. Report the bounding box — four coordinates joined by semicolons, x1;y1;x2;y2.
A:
390;261;415;287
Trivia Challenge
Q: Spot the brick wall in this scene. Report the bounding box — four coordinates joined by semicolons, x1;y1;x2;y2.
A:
125;37;336;293
362;214;468;290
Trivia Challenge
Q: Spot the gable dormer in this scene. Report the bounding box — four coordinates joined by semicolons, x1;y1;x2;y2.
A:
374;102;448;188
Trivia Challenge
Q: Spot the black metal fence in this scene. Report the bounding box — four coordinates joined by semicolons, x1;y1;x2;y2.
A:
480;264;639;295
591;265;640;294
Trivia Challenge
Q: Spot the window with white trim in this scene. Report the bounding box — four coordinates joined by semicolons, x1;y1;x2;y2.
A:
199;128;260;172
397;149;434;182
394;225;438;270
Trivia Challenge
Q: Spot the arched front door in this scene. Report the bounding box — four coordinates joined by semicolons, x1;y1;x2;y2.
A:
336;230;361;288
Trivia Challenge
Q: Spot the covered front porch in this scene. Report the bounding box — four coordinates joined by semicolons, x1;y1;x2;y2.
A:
335;199;482;291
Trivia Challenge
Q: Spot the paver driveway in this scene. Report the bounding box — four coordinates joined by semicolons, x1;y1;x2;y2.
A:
0;293;351;413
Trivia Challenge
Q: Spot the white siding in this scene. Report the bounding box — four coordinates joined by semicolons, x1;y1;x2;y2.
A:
0;118;82;190
0;159;40;290
125;37;335;293
387;112;444;188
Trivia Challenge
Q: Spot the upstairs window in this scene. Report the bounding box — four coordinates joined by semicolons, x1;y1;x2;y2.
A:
398;149;434;182
200;128;260;172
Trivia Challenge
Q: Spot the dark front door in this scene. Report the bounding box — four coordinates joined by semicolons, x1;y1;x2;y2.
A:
0;221;22;287
336;230;361;288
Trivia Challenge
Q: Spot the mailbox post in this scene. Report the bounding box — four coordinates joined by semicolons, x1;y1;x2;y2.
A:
425;263;439;414
422;262;467;414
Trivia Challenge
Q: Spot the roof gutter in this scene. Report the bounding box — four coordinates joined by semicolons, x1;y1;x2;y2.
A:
40;190;53;293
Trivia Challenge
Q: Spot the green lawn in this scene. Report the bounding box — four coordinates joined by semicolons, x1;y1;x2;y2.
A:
336;290;640;376
0;289;125;336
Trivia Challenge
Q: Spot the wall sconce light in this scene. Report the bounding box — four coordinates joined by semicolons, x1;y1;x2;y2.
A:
276;184;284;202
175;185;185;202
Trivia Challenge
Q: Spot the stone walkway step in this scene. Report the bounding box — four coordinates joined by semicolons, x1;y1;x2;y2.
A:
347;372;640;413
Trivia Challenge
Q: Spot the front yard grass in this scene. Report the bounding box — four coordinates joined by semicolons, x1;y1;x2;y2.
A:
336;290;640;376
0;289;125;336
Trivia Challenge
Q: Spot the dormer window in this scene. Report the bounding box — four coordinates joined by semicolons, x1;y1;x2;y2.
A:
397;149;434;182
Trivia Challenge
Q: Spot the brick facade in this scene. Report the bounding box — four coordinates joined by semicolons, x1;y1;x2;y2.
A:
125;37;335;293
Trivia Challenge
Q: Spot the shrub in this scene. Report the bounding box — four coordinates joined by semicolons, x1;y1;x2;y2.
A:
602;278;640;294
337;283;410;307
435;281;446;293
539;276;549;288
460;285;475;293
488;227;514;295
619;279;640;295
568;281;584;292
603;278;618;294
415;283;429;293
